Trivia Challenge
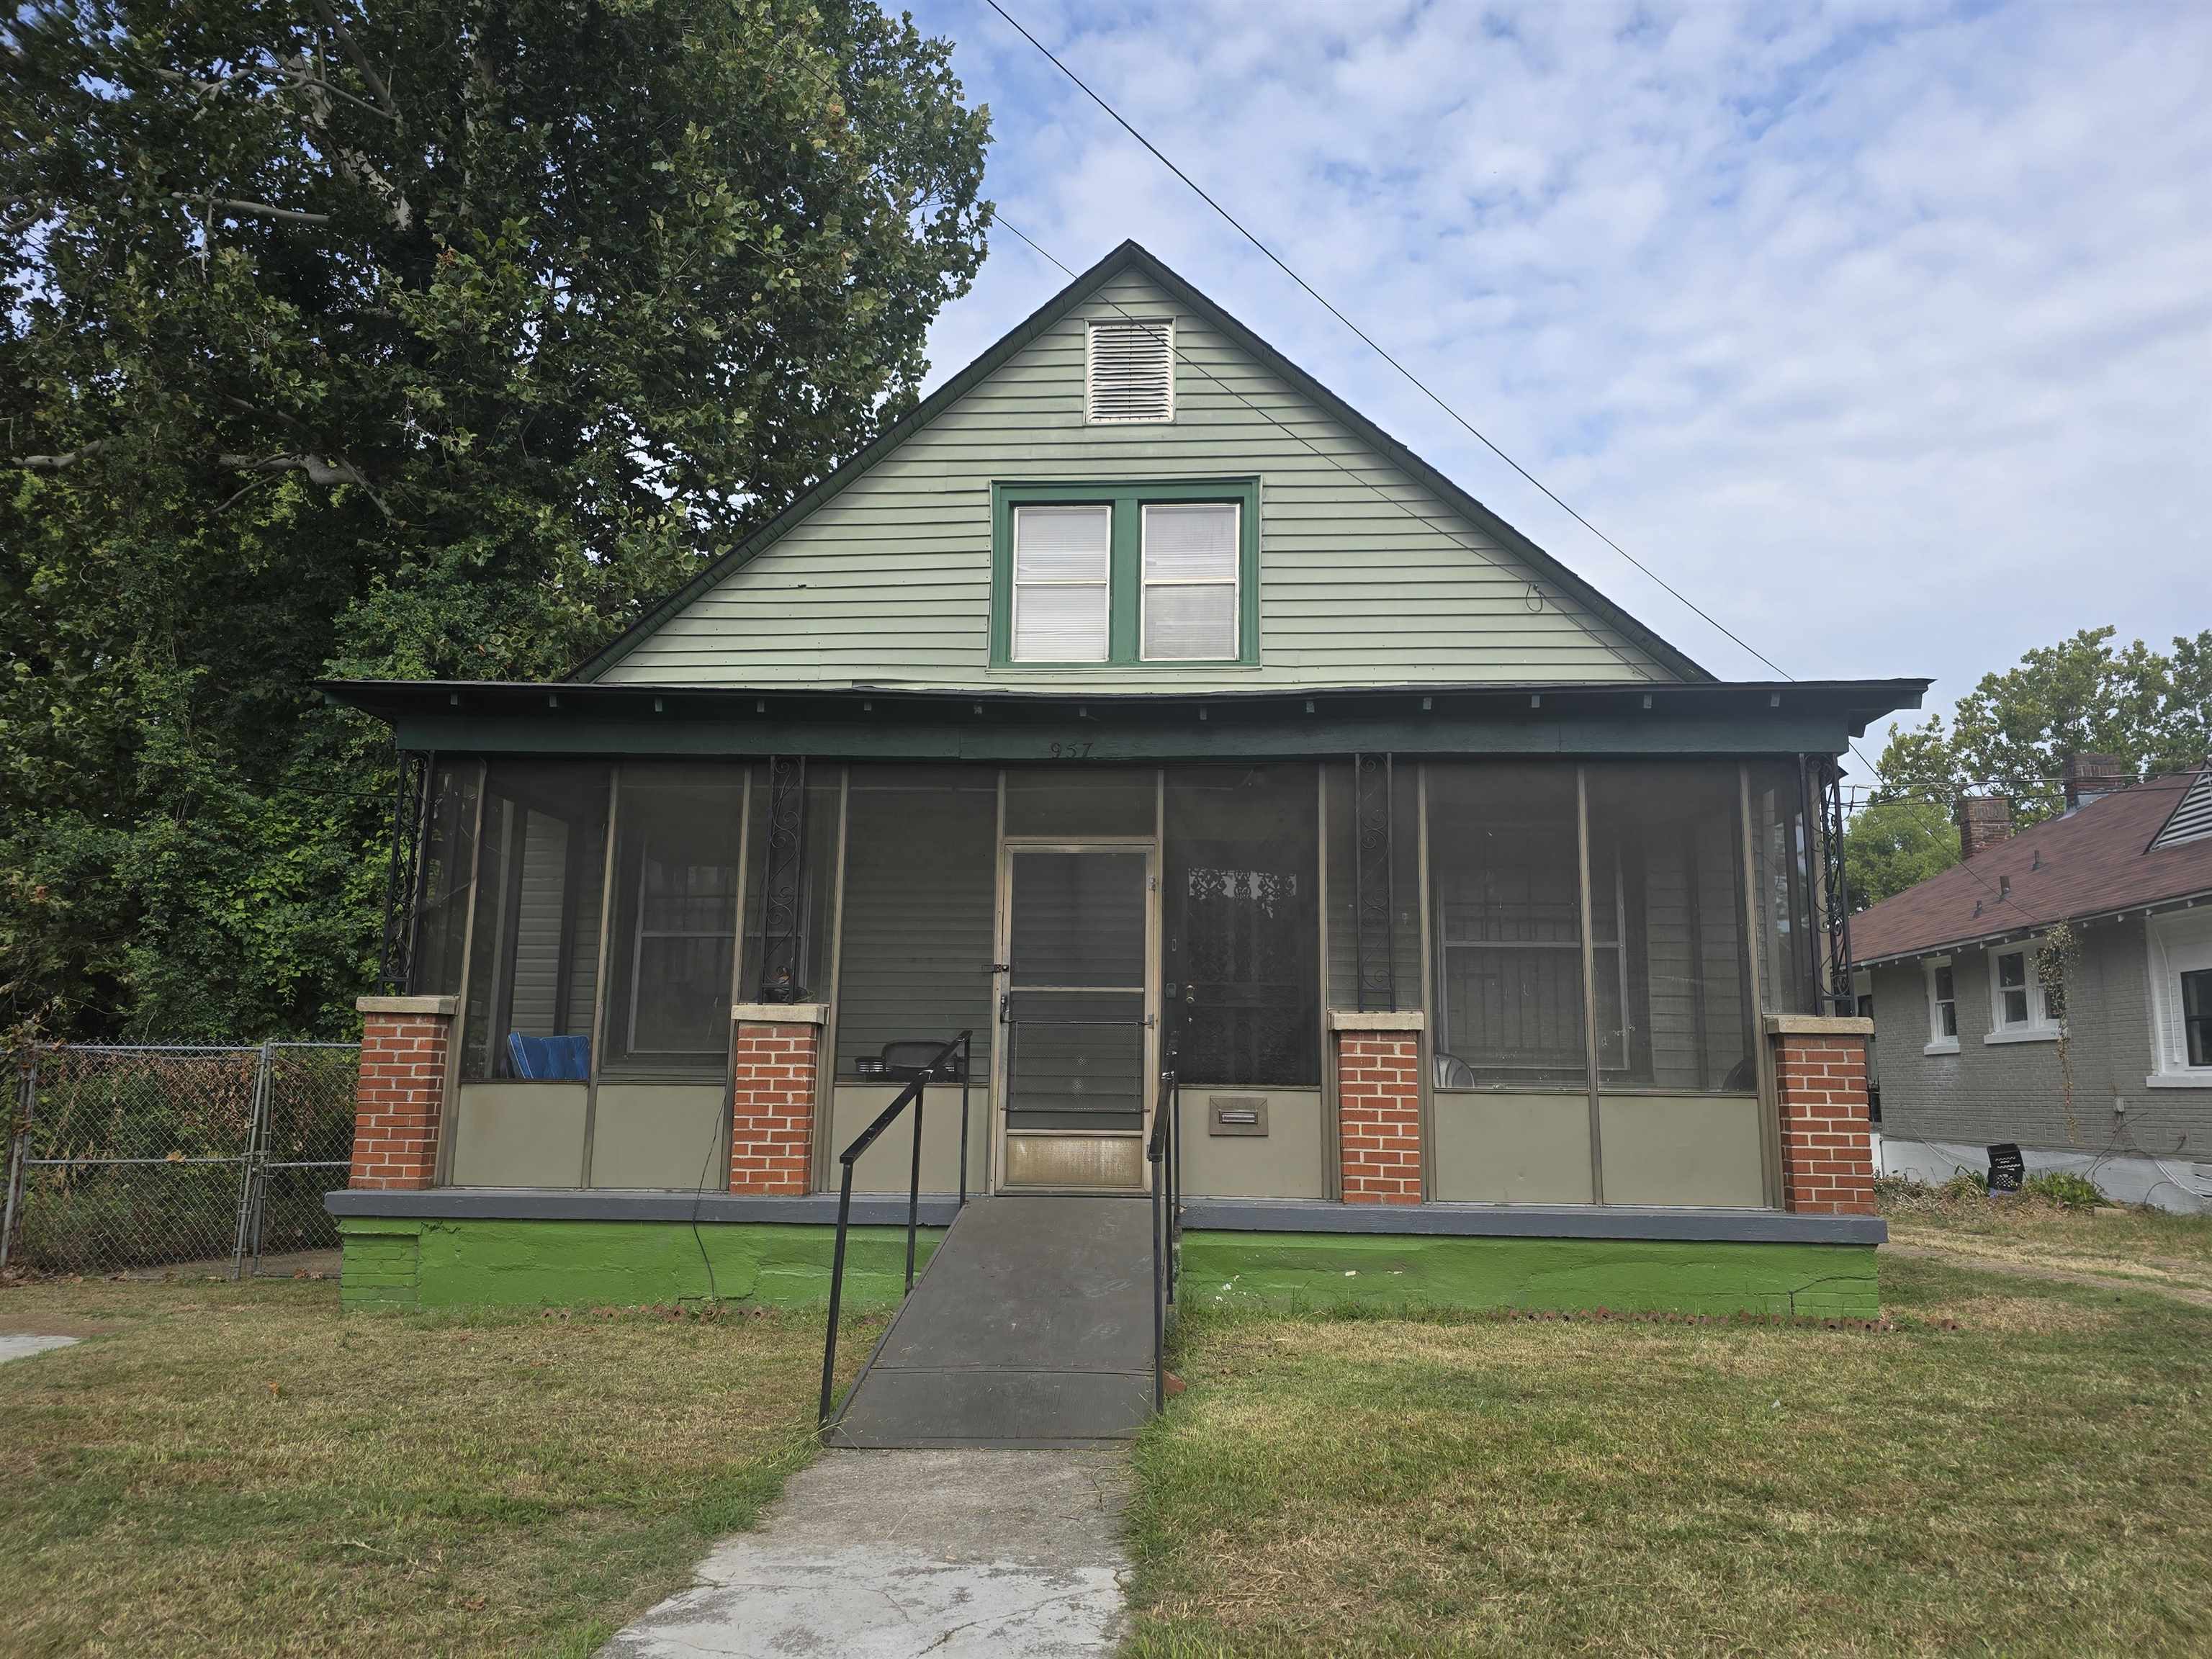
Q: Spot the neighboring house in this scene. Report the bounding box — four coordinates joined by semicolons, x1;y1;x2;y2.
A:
324;240;1923;1327
1853;757;2212;1211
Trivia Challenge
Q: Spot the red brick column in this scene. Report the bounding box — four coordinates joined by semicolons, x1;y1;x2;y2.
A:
729;1004;826;1195
1768;1016;1877;1216
1330;1010;1425;1205
349;995;456;1191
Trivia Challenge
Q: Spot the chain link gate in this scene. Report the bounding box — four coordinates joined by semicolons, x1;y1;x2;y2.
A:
1;1042;360;1280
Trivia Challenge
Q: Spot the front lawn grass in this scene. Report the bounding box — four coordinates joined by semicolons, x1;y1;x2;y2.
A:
0;1276;866;1658
1124;1253;2212;1656
1881;1180;2212;1299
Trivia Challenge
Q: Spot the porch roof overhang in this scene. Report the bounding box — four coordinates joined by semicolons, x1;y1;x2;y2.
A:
320;675;1928;763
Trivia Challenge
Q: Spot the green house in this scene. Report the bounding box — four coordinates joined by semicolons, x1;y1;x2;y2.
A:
328;242;1920;1340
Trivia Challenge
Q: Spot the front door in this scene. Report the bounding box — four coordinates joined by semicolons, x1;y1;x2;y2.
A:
997;845;1154;1190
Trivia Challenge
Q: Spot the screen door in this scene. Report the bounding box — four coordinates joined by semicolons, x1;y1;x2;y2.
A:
1000;847;1151;1184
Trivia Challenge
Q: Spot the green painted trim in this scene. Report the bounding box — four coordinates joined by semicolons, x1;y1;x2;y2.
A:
337;1215;940;1311
567;240;1712;685
989;478;1262;669
1179;1231;1880;1318
385;708;1867;762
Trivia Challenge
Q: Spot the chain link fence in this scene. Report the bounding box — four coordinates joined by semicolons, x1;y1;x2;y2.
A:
1;1042;360;1279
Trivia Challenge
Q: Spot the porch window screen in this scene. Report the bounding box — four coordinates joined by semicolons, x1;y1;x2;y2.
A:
457;763;610;1082
834;766;997;1076
1748;763;1820;1016
408;760;483;999
1426;763;1586;1085
1164;765;1320;1087
1584;765;1758;1093
737;764;840;1004
1322;760;1424;1011
1141;503;1238;661
605;765;744;1072
1011;504;1110;662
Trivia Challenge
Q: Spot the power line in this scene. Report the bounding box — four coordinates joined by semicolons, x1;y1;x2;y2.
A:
981;0;1797;687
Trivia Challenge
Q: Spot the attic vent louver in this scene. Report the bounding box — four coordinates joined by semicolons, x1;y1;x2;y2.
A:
2151;770;2212;850
1087;318;1174;423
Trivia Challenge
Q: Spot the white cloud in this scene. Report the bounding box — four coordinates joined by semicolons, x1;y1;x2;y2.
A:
911;0;2212;763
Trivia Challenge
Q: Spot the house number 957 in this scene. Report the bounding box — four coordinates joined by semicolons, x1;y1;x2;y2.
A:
1046;739;1096;759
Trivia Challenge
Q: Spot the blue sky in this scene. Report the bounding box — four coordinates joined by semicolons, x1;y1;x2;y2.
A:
902;0;2212;763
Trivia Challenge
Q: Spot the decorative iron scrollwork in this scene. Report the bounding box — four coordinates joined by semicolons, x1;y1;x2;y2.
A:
1815;752;1854;1015
376;749;431;995
760;755;809;1002
1352;752;1396;1012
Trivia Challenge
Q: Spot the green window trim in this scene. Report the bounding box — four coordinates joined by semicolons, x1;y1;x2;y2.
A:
992;478;1262;668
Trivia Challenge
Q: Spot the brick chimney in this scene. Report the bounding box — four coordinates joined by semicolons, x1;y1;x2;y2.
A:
2062;752;2128;811
1956;795;2013;861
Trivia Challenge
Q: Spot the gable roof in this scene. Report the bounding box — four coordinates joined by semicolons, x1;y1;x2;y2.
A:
573;239;1712;685
1851;769;2212;965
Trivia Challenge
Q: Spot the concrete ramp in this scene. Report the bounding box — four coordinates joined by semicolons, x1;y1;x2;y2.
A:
828;1195;1155;1449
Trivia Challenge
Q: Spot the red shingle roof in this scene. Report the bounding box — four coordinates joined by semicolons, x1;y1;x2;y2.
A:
1851;770;2212;964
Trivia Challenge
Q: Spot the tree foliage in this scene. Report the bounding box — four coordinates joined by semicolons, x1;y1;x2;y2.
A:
1847;626;2212;907
1;0;991;1039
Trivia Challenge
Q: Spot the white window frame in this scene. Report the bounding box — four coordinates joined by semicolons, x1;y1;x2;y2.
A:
1010;503;1112;665
2146;908;2212;1087
1984;940;2059;1044
1923;956;1959;1054
1139;500;1241;662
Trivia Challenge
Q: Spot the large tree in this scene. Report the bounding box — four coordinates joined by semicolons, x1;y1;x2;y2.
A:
1846;626;2212;907
0;0;990;1040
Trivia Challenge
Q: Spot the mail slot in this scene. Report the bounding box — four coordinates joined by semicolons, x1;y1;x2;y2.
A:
1209;1095;1268;1137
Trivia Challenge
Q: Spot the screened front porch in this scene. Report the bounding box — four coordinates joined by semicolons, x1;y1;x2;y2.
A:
391;752;1828;1210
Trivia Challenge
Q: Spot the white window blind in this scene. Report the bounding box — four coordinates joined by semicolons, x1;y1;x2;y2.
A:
1141;503;1238;660
1012;504;1110;662
1087;318;1174;423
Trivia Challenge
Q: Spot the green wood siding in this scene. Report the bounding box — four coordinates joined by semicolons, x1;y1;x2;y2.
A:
602;269;1670;692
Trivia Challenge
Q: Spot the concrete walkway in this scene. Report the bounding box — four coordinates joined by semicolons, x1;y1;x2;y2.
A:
0;1335;78;1364
600;1448;1130;1658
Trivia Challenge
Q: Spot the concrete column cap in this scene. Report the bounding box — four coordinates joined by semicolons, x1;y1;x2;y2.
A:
731;1002;829;1026
1328;1009;1426;1032
357;994;457;1017
1764;1014;1874;1037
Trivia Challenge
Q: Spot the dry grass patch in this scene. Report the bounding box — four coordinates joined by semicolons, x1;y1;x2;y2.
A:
1881;1182;2212;1300
1124;1254;2212;1657
0;1275;869;1658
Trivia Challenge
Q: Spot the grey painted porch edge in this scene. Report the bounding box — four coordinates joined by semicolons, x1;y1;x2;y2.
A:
325;1189;965;1227
325;1187;1884;1244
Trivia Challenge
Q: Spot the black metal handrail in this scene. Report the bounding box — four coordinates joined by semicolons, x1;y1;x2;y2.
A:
817;1030;972;1429
1146;1061;1182;1414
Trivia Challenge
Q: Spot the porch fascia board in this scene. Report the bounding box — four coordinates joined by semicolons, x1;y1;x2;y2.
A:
324;678;1925;763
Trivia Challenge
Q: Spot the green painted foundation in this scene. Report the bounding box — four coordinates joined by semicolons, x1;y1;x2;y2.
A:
1179;1232;1881;1319
337;1217;940;1313
341;1214;1876;1318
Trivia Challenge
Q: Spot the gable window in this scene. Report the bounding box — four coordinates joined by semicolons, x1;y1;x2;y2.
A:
1087;318;1174;423
1141;503;1240;660
1985;943;2058;1042
1011;504;1112;662
1924;958;1959;1053
994;480;1259;667
2147;910;2212;1084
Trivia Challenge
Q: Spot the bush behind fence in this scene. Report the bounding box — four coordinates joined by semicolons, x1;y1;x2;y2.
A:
2;1042;359;1277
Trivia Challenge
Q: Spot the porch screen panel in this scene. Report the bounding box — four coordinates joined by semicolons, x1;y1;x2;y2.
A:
1748;763;1820;1016
835;766;997;1076
1584;765;1756;1092
738;765;840;1004
457;763;609;1083
1321;760;1423;1012
1426;763;1586;1085
1003;765;1156;837
1164;765;1319;1085
606;764;744;1075
408;760;482;999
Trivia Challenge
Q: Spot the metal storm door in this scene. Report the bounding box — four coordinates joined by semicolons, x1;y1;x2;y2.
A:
999;847;1151;1188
